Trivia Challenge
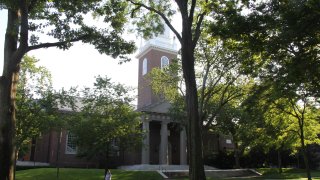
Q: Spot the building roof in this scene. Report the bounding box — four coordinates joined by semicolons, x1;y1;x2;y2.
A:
137;100;171;114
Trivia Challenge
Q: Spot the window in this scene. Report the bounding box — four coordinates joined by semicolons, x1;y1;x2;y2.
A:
226;139;232;144
142;58;147;75
161;56;169;69
65;131;77;154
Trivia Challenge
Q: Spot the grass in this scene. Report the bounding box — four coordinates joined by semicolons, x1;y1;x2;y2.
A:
255;168;320;179
15;168;163;180
15;167;320;180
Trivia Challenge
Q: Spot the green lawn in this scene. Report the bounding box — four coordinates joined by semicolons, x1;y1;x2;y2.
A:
15;168;163;180
15;167;320;180
255;168;320;180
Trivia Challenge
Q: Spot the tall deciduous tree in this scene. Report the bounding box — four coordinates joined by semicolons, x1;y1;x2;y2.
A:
0;1;135;179
124;1;211;178
68;76;141;168
245;82;320;179
211;1;320;179
244;88;298;173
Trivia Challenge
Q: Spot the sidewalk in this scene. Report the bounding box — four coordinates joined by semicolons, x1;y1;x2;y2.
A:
118;164;216;171
16;161;50;167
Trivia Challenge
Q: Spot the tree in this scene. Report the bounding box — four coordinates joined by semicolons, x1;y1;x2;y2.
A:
245;93;298;173
263;107;297;173
214;104;240;168
15;55;81;180
150;34;251;126
0;1;136;179
245;82;320;178
195;34;249;131
124;1;211;178
16;55;54;158
274;90;320;179
211;0;320;96
211;1;320;179
68;76;142;168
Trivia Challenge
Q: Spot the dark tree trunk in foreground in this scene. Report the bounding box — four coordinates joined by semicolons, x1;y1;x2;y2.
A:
126;0;207;179
0;8;25;180
180;18;206;180
0;71;18;180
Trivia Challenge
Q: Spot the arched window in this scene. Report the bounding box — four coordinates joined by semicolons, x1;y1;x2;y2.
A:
142;58;147;75
161;56;169;69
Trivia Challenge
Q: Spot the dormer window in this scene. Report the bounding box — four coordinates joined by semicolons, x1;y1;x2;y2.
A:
161;56;169;69
142;58;148;75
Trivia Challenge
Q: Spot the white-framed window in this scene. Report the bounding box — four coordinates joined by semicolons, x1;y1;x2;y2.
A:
65;131;77;154
161;56;169;69
142;58;148;75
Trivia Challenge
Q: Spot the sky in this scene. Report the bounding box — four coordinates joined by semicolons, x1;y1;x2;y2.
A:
0;7;182;106
0;10;139;92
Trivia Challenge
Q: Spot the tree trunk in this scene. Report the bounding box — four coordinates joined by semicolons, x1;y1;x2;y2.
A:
277;149;282;174
56;128;62;180
47;131;52;162
234;141;240;169
297;152;300;168
301;137;312;180
0;70;19;180
180;26;206;180
299;117;312;180
30;137;36;161
0;9;21;180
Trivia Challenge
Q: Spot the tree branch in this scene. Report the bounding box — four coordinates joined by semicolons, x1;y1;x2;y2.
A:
12;0;29;67
288;98;302;120
189;0;197;22
273;101;300;119
127;0;182;43
192;12;205;49
199;59;211;120
26;35;87;52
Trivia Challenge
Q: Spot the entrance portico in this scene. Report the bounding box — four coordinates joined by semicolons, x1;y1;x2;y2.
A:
141;112;187;165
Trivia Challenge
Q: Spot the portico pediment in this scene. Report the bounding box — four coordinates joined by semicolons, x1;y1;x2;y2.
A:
138;101;171;114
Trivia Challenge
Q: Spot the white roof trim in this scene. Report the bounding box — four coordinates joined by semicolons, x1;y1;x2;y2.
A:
136;41;178;59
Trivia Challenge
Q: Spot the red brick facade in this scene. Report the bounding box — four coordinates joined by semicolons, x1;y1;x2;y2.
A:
25;130;99;168
137;48;178;109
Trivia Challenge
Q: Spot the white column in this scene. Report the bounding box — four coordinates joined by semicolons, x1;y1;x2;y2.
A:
159;121;168;164
180;127;187;165
141;116;150;164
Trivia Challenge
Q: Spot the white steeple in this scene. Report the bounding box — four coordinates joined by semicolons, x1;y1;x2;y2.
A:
136;21;178;59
